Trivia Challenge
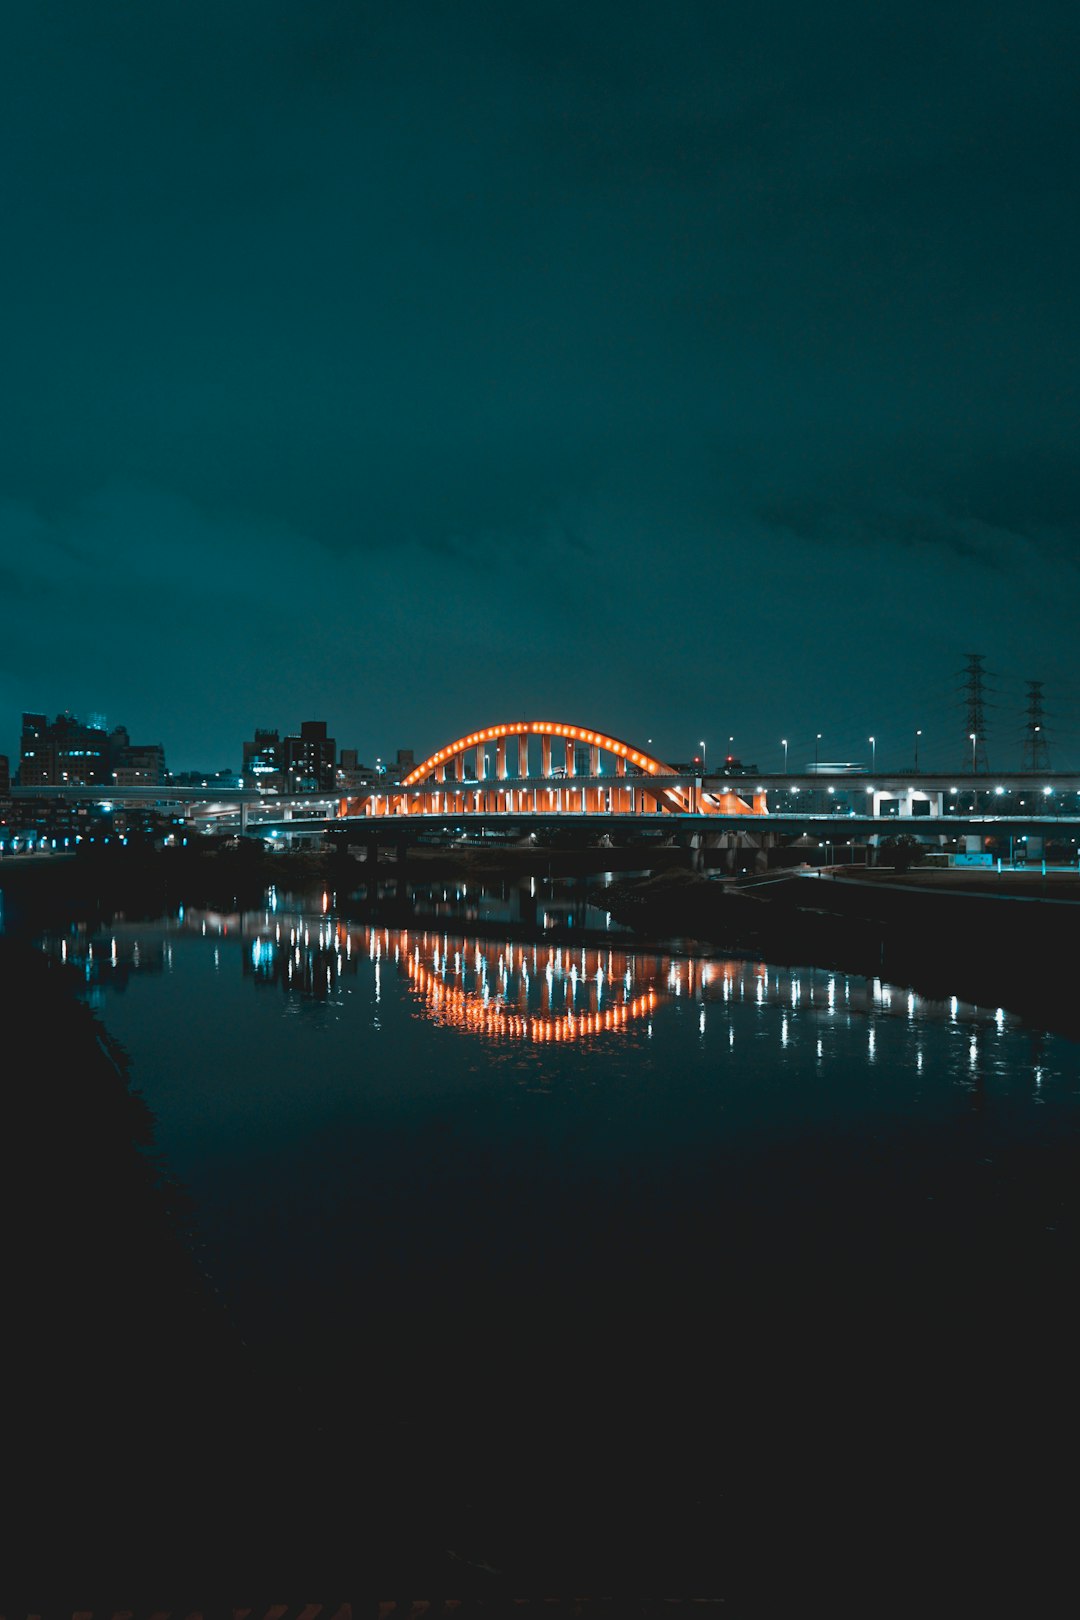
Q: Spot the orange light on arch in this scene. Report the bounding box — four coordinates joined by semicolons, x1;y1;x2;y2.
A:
401;721;673;787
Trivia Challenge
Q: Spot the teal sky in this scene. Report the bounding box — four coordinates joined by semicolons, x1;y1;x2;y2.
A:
2;2;1079;773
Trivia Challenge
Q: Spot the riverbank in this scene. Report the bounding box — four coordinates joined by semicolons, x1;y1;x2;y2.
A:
0;838;690;932
0;934;247;1592
0;932;482;1597
600;864;1080;1035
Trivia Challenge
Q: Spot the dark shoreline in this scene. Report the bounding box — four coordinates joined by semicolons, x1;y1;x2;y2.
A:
598;864;1080;1038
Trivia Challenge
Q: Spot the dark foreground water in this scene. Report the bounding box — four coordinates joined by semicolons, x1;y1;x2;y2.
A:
30;878;1080;1603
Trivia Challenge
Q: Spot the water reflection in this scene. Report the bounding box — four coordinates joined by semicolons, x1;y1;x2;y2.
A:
40;886;1032;1055
403;938;659;1041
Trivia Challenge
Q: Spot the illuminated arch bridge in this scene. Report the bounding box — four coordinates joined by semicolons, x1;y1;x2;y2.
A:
340;720;767;819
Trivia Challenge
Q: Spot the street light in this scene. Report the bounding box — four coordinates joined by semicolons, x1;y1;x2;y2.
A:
869;736;875;772
700;740;706;771
915;729;922;772
815;734;821;772
782;738;788;774
970;732;977;772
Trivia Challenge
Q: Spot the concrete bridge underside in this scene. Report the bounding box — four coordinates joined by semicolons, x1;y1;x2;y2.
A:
344;773;766;819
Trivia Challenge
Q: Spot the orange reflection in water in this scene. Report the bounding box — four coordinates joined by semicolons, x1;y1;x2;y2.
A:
397;931;662;1042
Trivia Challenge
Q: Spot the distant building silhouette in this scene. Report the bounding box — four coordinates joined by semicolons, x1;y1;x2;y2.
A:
243;720;338;792
282;720;337;792
242;727;283;790
17;712;166;787
336;748;377;793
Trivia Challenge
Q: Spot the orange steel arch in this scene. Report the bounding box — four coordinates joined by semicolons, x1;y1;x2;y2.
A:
401;721;673;786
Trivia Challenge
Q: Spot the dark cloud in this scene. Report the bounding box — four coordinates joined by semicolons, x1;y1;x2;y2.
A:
2;2;1078;770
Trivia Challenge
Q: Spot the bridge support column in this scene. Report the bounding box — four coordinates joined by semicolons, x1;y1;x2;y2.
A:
589;745;600;776
496;738;507;779
565;740;575;776
896;789;943;818
455;754;465;782
541;736;552;777
519;732;530;776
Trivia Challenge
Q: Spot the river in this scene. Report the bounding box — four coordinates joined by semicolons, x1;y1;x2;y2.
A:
29;871;1080;1601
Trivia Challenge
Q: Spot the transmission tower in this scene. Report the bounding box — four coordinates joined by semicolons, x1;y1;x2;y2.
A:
1021;680;1051;771
960;652;991;772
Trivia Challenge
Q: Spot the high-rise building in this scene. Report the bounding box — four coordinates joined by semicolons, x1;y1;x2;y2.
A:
19;711;109;785
282;720;337;793
242;722;338;792
242;728;283;789
17;713;166;787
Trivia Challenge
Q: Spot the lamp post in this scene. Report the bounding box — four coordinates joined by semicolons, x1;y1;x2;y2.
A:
915;729;922;772
815;734;821;772
970;732;977;773
782;738;788;774
700;740;706;772
869;736;875;773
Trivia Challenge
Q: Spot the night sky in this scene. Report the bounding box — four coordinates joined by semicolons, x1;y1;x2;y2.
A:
2;1;1079;775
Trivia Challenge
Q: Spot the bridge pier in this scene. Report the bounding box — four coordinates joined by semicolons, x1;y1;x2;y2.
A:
872;788;943;818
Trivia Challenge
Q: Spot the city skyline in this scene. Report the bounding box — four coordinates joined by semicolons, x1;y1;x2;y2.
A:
2;683;1076;782
2;4;1079;773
